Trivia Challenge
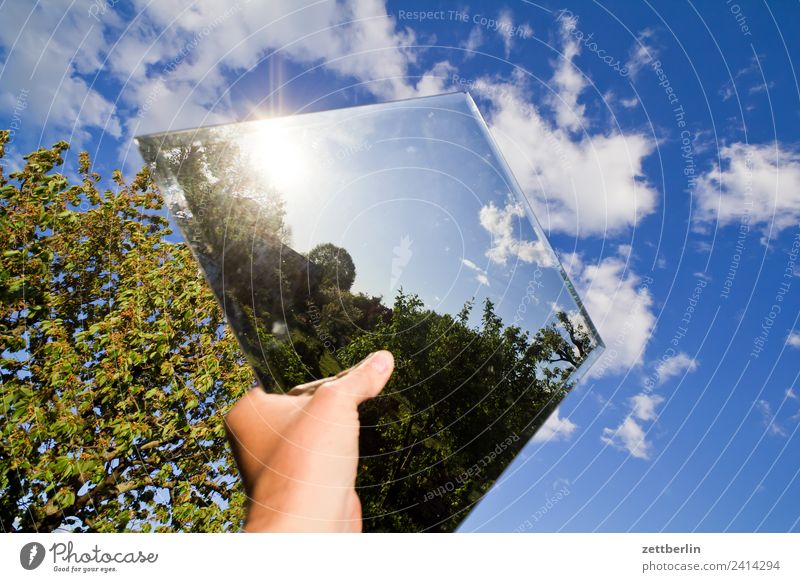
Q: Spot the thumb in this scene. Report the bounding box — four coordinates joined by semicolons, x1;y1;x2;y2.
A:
312;350;394;409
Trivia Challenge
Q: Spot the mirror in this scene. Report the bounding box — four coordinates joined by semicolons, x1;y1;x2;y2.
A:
136;91;603;532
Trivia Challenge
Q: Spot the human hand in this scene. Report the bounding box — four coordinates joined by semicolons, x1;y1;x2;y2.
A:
225;350;394;532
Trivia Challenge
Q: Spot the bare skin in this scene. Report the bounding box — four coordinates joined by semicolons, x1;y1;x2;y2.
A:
225;350;395;532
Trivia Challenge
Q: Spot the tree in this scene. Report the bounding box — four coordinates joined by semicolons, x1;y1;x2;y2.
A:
0;131;253;532
336;291;593;532
308;242;356;292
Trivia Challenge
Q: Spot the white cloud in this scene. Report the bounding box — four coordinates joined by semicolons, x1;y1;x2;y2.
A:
496;9;533;59
601;416;652;459
461;258;490;286
602;369;669;460
462;258;480;271
474;79;658;236
413;60;457;98
620;96;640;108
694;142;800;233
1;0;660;249
631;393;664;421
602;378;665;460
749;81;775;95
624;29;657;79
0;1;121;148
718;58;763;102
756;399;787;437
532;407;577;443
2;0;455;152
461;26;483;57
719;83;736;103
117;0;428;137
562;252;656;377
548;14;587;132
786;388;798;400
617;243;633;257
479;201;555;268
126;0;419;100
787;333;800;348
654;352;699;384
497;10;516;58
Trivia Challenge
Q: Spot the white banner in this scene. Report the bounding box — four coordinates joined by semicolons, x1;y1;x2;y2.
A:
2;533;797;581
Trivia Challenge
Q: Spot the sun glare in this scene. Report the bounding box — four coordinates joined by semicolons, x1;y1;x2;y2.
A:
249;125;307;192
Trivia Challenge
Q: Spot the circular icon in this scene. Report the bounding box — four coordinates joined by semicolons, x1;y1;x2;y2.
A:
20;542;46;570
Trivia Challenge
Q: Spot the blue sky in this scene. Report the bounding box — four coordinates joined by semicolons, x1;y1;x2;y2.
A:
173;92;583;336
1;0;799;532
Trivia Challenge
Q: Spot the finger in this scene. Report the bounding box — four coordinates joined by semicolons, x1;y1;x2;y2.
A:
313;350;394;408
224;389;265;494
286;351;378;396
225;388;307;490
345;490;362;533
287;368;350;396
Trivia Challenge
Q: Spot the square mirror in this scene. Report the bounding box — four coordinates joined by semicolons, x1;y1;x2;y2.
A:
136;91;603;532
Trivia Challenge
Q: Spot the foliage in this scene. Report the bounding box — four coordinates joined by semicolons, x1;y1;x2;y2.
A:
337;292;592;532
308;242;356;292
0;131;253;532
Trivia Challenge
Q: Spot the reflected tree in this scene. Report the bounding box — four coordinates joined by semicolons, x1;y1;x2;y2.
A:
337;292;593;532
308;243;356;292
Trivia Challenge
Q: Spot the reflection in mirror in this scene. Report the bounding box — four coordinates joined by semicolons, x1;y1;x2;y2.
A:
136;92;603;532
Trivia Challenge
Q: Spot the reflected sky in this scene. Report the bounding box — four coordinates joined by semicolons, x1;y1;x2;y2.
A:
202;92;598;340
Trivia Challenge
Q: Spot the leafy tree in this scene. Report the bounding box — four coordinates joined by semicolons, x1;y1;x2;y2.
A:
337;291;593;532
0;131;253;532
308;242;356;292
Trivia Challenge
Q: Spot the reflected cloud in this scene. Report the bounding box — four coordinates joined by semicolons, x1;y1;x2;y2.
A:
461;258;490;286
479;200;555;268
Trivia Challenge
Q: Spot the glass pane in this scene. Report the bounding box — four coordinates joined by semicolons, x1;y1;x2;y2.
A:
136;91;603;532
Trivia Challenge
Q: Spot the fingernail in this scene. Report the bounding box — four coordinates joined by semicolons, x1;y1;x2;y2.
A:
369;351;392;374
355;352;376;369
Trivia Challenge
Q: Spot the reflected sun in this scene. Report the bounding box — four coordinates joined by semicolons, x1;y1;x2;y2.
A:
249;125;307;192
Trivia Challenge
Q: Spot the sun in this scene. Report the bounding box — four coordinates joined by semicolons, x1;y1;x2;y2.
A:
248;122;307;192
